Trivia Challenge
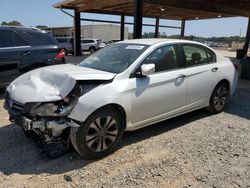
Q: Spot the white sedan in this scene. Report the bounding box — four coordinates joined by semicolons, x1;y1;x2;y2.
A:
4;39;238;159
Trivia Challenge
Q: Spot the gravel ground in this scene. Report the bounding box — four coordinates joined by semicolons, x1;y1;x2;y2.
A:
0;81;250;188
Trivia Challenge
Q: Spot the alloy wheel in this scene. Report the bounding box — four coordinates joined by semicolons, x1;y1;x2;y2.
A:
85;116;118;152
213;85;228;111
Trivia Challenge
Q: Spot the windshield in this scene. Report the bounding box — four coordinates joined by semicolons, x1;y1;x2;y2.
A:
78;43;149;73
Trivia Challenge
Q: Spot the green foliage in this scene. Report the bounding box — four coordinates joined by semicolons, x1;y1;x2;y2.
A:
1;21;8;26
1;20;23;26
36;25;48;30
193;36;245;44
128;31;245;44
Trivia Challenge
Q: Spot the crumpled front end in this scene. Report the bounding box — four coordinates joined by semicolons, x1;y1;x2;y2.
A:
4;81;108;158
4;64;115;158
4;86;82;157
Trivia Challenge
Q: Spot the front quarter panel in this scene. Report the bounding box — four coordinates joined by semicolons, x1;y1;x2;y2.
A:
68;79;132;127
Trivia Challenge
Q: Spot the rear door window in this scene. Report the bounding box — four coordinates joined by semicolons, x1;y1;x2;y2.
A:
183;44;209;67
13;32;28;46
57;38;68;43
206;49;217;63
19;30;58;46
0;30;14;48
82;40;94;44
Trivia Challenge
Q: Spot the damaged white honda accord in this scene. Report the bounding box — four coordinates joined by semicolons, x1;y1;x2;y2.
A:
4;39;238;159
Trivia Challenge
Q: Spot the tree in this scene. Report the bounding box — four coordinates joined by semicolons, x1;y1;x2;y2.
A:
36;25;48;30
7;21;23;26
1;20;23;26
1;21;8;26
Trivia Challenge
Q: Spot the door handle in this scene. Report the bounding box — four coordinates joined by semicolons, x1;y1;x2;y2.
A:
177;74;186;79
211;67;219;72
22;51;31;56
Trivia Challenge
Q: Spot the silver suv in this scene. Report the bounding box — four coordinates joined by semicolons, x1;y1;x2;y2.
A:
81;38;103;53
56;37;74;55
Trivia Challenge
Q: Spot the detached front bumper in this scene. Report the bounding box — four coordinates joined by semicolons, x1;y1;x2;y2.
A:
4;94;72;143
9;114;69;140
4;94;80;158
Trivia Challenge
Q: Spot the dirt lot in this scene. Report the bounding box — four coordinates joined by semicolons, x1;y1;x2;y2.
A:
0;81;250;188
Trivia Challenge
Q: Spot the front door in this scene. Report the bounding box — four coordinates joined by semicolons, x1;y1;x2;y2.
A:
129;44;187;127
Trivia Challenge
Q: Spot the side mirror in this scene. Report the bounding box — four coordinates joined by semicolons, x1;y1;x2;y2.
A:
141;64;155;76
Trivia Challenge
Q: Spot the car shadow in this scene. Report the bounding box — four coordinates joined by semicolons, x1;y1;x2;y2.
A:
224;87;250;120
0;123;91;175
0;109;211;176
122;109;210;147
0;88;5;100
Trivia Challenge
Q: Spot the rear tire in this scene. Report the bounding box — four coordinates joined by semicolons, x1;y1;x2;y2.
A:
89;47;96;54
70;106;124;160
206;82;229;114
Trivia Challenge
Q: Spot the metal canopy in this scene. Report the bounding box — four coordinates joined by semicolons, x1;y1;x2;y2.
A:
53;0;250;57
54;0;250;20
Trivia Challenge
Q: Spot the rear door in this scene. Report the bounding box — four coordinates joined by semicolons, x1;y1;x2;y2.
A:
181;44;219;108
0;29;31;87
18;30;61;67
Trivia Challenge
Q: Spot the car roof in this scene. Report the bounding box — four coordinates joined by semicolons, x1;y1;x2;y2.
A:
119;38;203;46
82;38;100;40
0;25;43;32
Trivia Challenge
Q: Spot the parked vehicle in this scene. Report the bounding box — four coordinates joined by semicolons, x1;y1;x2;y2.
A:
56;37;74;55
81;38;102;53
4;39;238;159
0;26;65;88
106;39;121;45
98;41;106;49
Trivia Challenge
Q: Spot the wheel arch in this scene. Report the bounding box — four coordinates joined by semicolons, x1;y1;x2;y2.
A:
209;79;231;102
206;79;231;114
215;79;231;93
90;103;127;130
89;46;96;50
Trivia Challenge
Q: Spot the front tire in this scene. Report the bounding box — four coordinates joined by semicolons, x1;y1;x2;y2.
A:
70;107;124;160
206;82;229;114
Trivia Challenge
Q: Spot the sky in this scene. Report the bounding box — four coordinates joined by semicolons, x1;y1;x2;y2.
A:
0;0;249;38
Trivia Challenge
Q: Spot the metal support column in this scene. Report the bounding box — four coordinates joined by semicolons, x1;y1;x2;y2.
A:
180;19;186;39
133;0;143;39
154;17;159;38
244;18;250;57
74;10;81;56
120;14;125;41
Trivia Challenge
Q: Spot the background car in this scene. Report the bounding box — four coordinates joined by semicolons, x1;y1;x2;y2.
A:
106;39;121;45
0;26;65;88
56;37;74;55
81;38;103;53
5;39;238;159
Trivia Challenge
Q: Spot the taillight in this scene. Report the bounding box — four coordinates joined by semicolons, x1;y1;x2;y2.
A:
56;49;65;59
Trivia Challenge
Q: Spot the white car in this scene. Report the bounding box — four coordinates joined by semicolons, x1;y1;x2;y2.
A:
4;39;238;159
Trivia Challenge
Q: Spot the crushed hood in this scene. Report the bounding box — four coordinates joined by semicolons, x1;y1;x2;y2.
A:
7;64;116;104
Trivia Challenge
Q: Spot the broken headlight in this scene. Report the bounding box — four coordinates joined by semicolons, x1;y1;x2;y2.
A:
29;83;99;117
30;99;77;117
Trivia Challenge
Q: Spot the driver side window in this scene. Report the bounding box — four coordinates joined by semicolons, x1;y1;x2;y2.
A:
143;45;180;73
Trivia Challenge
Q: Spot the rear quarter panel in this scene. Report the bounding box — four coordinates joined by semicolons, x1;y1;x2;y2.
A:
216;53;238;95
25;45;63;67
